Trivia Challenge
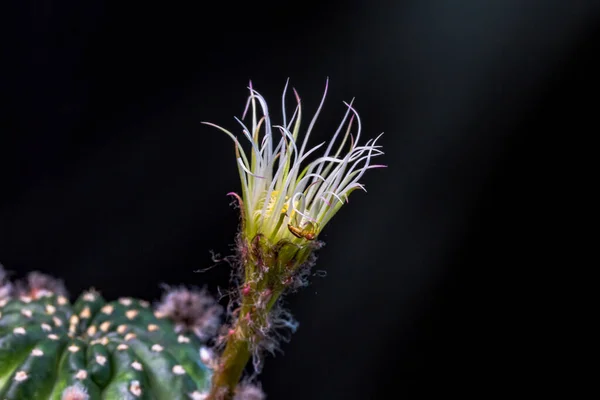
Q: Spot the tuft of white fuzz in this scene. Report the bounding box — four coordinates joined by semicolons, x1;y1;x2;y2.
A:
199;347;217;369
119;297;132;306
0;263;14;301
75;370;88;380
16;270;68;299
131;361;143;371
82;291;96;302
151;344;164;352
172;365;186;375
80;306;92;319
129;380;142;397
101;305;114;315
234;382;266;400
13;326;26;335
31;348;44;356
61;382;89;400
14;371;28;382
155;285;223;341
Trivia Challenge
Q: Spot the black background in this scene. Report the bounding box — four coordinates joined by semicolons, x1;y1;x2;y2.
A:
1;1;598;398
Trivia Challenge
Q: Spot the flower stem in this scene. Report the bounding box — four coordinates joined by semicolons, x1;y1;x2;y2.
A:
207;288;283;399
207;235;314;399
206;327;252;399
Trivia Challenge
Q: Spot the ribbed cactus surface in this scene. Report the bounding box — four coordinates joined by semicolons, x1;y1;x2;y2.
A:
0;290;212;400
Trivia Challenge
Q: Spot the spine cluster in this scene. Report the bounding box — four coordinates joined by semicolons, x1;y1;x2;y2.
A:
0;268;231;400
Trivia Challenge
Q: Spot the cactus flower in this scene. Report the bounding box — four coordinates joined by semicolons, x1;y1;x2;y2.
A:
203;79;385;245
202;79;385;399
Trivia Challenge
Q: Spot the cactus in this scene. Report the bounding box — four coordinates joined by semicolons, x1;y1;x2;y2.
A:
1;79;383;399
0;272;218;400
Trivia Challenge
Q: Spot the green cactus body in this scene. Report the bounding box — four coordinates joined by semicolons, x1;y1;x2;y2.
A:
0;291;212;400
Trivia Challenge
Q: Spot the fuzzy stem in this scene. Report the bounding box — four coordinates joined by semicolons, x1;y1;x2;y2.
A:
207;235;315;399
207;329;251;400
207;290;282;400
